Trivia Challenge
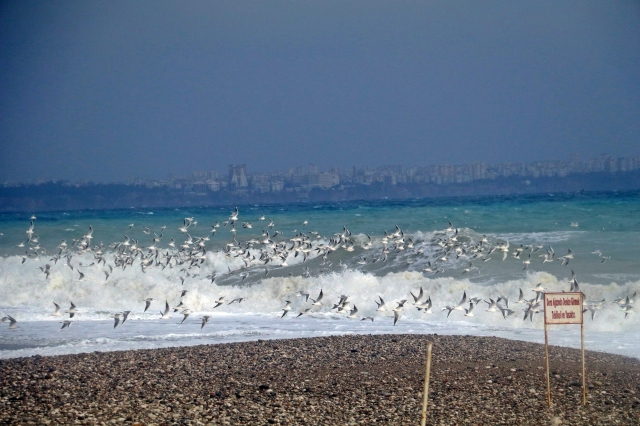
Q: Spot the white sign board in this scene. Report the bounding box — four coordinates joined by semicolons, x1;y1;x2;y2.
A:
544;292;583;324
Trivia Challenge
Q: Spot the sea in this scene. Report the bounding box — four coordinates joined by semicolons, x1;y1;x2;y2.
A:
0;191;639;360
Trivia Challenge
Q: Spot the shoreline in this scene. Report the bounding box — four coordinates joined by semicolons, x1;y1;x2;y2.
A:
1;334;639;425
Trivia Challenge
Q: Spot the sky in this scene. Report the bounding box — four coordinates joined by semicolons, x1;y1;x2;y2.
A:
1;1;639;182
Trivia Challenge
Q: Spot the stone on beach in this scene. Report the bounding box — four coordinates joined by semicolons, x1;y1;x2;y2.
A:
0;334;639;425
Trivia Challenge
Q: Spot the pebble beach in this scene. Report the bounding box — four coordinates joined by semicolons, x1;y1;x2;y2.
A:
1;334;639;425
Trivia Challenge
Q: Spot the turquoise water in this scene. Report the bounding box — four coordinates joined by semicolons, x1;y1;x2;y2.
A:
0;190;638;358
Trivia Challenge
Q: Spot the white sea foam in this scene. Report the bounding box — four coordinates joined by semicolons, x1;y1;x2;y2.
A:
0;251;637;338
488;231;583;244
1;195;639;359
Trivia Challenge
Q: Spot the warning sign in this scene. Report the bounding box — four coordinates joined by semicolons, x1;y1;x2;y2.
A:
544;292;583;324
542;292;586;407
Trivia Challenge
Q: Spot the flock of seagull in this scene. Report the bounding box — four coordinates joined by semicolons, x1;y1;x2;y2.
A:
1;208;637;332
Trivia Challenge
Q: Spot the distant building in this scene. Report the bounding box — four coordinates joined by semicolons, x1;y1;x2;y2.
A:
605;156;618;173
228;164;248;189
471;162;487;180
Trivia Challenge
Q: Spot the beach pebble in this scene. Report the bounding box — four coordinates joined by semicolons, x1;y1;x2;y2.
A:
0;335;637;425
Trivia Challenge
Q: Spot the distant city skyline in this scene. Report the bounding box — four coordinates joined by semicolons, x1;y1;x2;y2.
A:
3;153;638;189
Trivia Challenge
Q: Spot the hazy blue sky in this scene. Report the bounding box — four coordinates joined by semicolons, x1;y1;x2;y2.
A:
1;1;639;182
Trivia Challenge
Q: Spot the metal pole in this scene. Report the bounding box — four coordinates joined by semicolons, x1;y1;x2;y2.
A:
582;322;586;406
420;342;433;426
545;321;551;408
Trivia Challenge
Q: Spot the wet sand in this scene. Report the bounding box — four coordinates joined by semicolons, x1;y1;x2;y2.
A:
0;334;639;425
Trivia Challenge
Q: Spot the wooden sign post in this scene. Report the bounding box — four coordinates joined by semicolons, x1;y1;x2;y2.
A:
543;292;586;407
420;342;433;426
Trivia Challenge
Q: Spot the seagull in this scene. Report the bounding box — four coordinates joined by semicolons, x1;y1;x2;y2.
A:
416;297;433;314
1;315;17;329
113;313;122;329
60;320;72;330
295;291;310;302
159;301;171;319
311;289;324;306
361;316;375;322
180;309;191;324
461;263;475;274
616;294;635;307
228;298;245;305
200;315;211;328
52;302;62;316
442;305;457;317
213;297;226;308
469;296;483;306
559;249;574;266
410;287;424;304
454;291;467;310
569;271;580;292
347;305;359;319
392;300;407;313
296;308;312;318
497;294;510;309
375;296;387;312
336;302;351;314
84;225;93;240
393;310;400;326
229;207;239;222
484;299;498;312
464;302;475;317
524;302;541;321
583;305;600;321
122;311;131;324
281;301;292;318
66;302;78;318
621;305;634;319
173;301;185;313
499;307;516;319
542;247;555;263
143;298;154;312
